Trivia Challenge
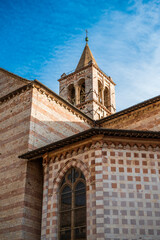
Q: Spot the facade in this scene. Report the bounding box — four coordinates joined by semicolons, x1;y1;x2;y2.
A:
0;40;160;240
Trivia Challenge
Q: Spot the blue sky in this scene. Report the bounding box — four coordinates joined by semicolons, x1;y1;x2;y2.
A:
0;0;160;111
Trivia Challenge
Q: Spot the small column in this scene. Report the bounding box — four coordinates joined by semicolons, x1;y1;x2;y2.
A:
102;86;104;106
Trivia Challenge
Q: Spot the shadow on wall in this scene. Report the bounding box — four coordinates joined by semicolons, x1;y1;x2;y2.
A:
29;120;91;150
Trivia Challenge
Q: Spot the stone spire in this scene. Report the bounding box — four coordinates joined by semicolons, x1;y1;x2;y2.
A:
59;32;116;120
75;34;98;71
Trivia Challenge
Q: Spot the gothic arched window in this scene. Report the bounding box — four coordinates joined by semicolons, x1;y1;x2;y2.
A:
59;168;86;240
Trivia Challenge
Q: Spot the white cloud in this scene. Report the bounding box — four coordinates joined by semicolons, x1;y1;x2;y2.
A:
89;0;160;110
40;0;160;111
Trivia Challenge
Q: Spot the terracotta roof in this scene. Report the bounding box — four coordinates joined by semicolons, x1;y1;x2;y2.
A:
19;128;160;160
76;43;98;71
96;95;160;125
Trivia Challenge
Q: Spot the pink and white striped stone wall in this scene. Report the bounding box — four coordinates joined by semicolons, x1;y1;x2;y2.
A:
0;69;29;98
28;87;91;150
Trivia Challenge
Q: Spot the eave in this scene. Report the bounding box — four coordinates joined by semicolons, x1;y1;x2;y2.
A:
96;95;160;125
19;128;160;160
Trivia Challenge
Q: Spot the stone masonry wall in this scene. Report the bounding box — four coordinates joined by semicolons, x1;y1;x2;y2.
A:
100;141;160;240
28;87;91;150
24;159;43;239
59;67;93;103
41;136;160;240
92;67;116;115
59;64;115;120
0;70;29;98
0;88;33;240
101;101;160;131
0;76;92;239
41;147;95;240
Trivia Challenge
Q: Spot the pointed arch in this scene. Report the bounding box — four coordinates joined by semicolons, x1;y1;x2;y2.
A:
53;158;91;193
58;167;86;239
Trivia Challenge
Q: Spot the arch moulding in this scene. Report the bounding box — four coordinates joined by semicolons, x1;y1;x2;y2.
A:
52;158;91;193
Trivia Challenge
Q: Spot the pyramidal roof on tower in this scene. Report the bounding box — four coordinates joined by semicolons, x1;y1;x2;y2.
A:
76;37;98;71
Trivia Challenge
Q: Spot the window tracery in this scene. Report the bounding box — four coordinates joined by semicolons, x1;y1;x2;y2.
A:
59;168;86;240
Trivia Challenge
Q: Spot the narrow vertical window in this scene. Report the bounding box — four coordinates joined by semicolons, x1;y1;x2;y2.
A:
104;87;110;109
59;168;86;240
80;82;85;103
78;78;85;104
98;80;103;103
68;84;75;105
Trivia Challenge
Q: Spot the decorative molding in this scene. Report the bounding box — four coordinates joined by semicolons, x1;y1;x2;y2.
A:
76;98;111;115
52;158;91;195
32;81;93;125
0;83;33;103
102;141;160;152
58;64;92;82
20;128;160;160
41;139;159;168
97;95;160;125
43;152;51;166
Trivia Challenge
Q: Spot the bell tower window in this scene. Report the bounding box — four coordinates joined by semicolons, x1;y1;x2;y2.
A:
78;79;85;104
68;84;75;105
98;80;103;103
59;167;86;240
104;87;109;109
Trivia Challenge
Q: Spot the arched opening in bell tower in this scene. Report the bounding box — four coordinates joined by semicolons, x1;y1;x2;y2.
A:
104;87;110;109
98;80;103;104
68;84;75;105
78;79;85;104
59;167;86;240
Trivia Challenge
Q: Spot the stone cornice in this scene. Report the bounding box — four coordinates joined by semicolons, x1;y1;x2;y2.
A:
93;64;116;85
45;140;159;165
58;64;92;81
0;83;33;103
0;78;93;125
19;128;160;160
97;95;160;125
58;63;116;85
33;80;93;124
76;99;111;114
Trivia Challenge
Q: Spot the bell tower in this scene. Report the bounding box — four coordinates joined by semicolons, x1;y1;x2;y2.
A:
58;35;116;120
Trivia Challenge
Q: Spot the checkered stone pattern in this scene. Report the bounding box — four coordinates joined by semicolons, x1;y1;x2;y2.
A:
41;164;50;239
41;149;98;240
102;146;160;240
41;142;160;240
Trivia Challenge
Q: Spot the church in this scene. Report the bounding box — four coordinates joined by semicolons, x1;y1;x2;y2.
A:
0;37;160;240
